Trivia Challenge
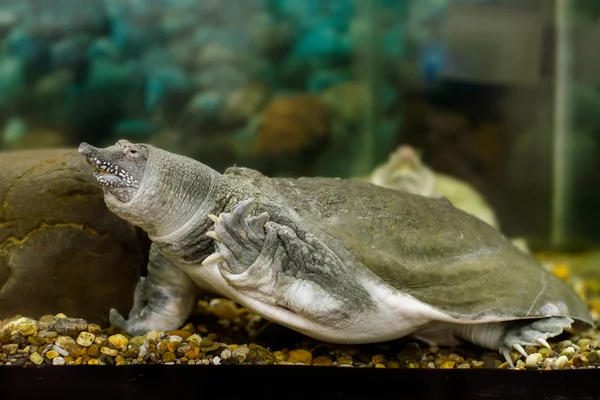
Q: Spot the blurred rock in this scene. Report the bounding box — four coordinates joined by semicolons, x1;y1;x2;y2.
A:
250;94;331;157
0;148;147;322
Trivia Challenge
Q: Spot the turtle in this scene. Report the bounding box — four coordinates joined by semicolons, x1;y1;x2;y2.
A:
366;144;499;229
78;139;593;367
364;144;531;253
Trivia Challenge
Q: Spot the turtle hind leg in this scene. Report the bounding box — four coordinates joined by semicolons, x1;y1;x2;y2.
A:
419;317;573;368
500;316;573;366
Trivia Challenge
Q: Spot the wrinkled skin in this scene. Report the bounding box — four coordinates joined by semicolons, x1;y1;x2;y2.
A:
79;140;594;367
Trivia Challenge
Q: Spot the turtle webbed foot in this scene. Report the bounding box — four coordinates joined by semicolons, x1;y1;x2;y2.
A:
203;198;269;274
110;245;199;336
500;316;573;367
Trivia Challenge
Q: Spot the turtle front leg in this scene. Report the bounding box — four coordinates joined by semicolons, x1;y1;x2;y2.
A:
109;243;199;336
202;198;369;328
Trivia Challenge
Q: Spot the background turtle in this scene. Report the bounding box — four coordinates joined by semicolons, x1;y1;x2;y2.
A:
365;144;499;228
364;144;531;253
78;139;593;367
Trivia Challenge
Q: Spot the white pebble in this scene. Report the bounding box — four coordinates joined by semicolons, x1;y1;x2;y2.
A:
555;355;569;370
212;356;221;365
427;362;435;369
169;335;183;342
232;346;250;356
53;345;69;357
52;357;65;366
561;347;575;358
220;349;231;360
525;353;543;369
138;344;148;358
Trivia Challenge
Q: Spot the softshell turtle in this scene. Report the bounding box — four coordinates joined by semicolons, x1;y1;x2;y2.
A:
78;139;593;366
367;144;499;229
365;144;531;253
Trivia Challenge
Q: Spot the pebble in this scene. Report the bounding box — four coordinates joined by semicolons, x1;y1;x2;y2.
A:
52;345;69;357
555;355;570;370
101;347;118;357
439;361;455;369
525;353;543;368
287;349;312;365
312;356;333;366
108;334;129;350
560;346;576;360
3;308;600;370
76;332;95;347
52;356;65;366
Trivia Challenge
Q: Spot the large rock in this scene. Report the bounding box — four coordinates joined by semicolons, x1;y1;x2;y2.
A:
0;148;148;322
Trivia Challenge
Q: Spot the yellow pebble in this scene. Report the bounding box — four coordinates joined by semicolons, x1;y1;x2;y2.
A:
55;313;67;319
29;352;43;365
552;263;570;281
116;361;126;366
439;361;456;369
312;356;333;366
375;363;386;368
87;358;99;365
74;357;83;365
45;350;59;360
115;355;125;363
108;334;129;350
101;347;119;357
185;350;195;360
287;349;312;364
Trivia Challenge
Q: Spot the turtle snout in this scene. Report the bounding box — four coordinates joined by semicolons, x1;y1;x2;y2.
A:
78;142;97;156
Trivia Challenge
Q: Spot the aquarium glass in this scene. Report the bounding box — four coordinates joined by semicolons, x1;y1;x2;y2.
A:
0;0;600;374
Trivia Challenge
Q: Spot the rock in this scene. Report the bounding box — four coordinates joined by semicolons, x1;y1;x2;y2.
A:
52;356;65;365
108;334;129;350
249;94;331;157
29;352;43;365
0;149;149;321
560;346;576;360
555;355;570;370
525;353;543;369
287;349;312;365
101;347;118;357
439;361;455;369
312;356;333;366
76;332;95;347
45;350;59;359
47;317;88;337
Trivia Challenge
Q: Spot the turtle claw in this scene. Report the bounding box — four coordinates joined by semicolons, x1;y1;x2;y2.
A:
202;252;223;266
207;198;270;274
536;337;551;349
500;347;514;368
500;316;573;368
205;230;222;242
512;343;528;358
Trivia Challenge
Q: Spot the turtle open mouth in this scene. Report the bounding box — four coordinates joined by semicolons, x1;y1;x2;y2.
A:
78;142;139;188
88;157;133;188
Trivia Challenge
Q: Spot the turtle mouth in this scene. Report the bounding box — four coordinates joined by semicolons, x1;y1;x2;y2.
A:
78;143;138;189
89;157;136;188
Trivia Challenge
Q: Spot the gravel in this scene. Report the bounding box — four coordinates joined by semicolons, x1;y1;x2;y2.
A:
2;299;599;369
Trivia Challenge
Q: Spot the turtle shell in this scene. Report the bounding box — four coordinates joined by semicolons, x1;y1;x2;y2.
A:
256;175;593;326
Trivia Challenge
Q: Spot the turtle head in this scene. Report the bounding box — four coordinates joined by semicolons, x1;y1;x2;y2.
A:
79;139;148;203
79;139;223;238
371;145;436;197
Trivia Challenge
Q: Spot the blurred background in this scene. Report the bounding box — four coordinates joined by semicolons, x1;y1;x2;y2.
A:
0;0;598;254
